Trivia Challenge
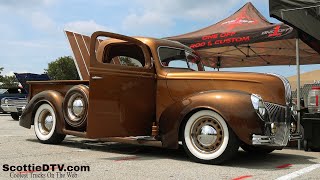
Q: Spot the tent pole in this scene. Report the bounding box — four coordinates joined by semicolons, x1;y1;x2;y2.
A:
296;38;301;150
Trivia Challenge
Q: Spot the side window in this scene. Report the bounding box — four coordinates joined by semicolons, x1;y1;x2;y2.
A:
111;56;143;67
186;51;200;71
159;47;188;68
158;47;202;71
167;60;188;68
103;43;146;68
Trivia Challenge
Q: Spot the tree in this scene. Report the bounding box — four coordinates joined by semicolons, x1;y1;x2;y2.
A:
0;67;19;88
0;75;19;88
45;56;80;80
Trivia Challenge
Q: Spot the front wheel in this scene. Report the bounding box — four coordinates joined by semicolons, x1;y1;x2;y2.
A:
182;110;239;164
34;103;66;144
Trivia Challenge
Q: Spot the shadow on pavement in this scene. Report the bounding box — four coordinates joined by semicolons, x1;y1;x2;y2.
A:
26;138;317;168
26;138;189;162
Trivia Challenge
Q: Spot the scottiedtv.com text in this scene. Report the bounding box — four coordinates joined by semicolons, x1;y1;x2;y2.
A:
2;164;90;179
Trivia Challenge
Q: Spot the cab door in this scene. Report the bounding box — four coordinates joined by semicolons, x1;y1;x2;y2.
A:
87;31;156;138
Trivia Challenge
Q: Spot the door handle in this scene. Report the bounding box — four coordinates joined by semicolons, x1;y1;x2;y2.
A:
92;76;103;80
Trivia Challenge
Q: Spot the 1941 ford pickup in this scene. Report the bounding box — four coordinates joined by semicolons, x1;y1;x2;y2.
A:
20;31;301;164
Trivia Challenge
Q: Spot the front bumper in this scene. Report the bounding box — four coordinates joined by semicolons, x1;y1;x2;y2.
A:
1;104;18;112
252;133;302;146
1;104;25;113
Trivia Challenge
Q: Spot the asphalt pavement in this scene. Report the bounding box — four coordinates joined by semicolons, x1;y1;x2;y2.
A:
0;114;319;180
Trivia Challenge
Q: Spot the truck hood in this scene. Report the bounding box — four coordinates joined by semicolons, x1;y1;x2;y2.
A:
165;71;289;105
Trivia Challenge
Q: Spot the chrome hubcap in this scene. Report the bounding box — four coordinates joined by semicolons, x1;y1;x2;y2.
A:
197;125;217;147
190;116;224;153
67;93;85;121
72;98;84;117
38;109;53;135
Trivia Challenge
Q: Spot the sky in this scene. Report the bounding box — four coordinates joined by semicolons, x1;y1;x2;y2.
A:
0;0;319;77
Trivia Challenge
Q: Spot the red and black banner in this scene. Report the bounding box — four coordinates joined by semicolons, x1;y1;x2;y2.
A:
175;24;297;50
166;2;320;68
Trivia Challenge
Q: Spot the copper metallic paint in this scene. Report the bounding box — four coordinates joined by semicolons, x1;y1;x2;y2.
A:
159;90;264;148
20;31;288;149
87;32;155;138
20;90;65;134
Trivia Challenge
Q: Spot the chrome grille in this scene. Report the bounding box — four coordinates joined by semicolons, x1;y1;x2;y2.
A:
265;102;286;122
267;73;292;106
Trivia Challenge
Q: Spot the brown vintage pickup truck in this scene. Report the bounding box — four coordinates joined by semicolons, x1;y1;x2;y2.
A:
20;31;300;164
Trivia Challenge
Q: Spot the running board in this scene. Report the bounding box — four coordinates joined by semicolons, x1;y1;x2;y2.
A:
99;136;163;148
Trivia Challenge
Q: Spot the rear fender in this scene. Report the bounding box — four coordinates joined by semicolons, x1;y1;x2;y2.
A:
159;90;264;149
19;90;65;134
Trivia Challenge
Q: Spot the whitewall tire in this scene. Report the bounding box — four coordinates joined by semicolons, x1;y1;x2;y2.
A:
34;103;65;144
182;110;239;164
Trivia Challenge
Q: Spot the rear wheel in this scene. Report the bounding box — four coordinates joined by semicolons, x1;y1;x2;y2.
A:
182;110;239;164
34;103;65;144
11;112;20;121
63;85;89;130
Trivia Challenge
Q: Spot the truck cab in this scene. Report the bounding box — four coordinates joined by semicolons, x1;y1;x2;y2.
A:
20;31;300;164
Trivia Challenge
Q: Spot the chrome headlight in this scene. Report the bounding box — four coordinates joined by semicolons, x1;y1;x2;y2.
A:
4;99;8;104
251;94;267;120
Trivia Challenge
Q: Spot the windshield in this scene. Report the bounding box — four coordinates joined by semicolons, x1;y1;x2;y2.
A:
158;47;203;71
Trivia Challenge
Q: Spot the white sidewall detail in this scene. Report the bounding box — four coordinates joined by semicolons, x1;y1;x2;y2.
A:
34;104;56;141
184;110;229;160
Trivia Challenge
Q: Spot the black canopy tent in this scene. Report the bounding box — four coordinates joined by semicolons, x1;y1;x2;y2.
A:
167;2;320;149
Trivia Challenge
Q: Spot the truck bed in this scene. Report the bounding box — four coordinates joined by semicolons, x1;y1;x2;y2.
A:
27;80;89;100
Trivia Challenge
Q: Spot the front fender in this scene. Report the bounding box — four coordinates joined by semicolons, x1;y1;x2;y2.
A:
19;90;65;134
159;90;264;149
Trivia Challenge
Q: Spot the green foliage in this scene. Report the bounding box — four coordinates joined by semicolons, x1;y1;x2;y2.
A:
0;75;19;88
118;56;140;67
0;67;19;88
45;56;80;80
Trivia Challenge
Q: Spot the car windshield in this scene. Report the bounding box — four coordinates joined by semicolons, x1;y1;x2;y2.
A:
158;47;203;71
0;89;7;94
